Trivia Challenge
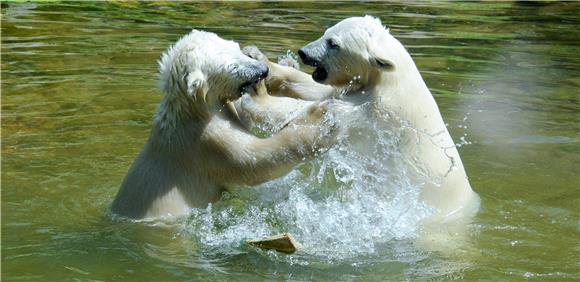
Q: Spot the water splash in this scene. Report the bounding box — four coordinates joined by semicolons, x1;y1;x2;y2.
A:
277;50;301;70
184;101;433;260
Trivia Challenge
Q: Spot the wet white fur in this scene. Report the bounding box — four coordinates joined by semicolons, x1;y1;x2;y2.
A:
241;17;480;224
111;30;338;220
304;16;480;222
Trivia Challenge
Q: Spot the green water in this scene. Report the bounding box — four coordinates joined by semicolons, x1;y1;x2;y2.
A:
2;1;579;281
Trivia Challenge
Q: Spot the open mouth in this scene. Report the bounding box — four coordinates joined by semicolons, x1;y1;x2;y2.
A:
312;66;328;83
239;66;269;97
239;77;264;97
298;50;328;83
301;58;328;83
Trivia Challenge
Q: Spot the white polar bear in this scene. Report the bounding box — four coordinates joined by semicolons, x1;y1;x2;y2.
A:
229;46;335;134
111;30;339;220
243;16;480;224
298;16;480;223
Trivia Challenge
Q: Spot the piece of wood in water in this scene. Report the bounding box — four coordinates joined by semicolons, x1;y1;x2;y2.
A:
246;233;301;254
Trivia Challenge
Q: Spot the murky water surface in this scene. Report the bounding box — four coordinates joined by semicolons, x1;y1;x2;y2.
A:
2;2;579;281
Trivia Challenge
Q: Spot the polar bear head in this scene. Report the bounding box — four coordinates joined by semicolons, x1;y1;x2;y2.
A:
299;16;405;87
156;30;268;128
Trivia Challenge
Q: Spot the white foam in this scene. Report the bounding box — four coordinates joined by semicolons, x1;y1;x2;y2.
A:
184;101;433;260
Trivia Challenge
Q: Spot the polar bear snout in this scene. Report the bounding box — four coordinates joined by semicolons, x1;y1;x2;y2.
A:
239;60;269;95
257;63;269;80
240;60;269;83
243;60;268;81
253;59;269;79
298;48;319;67
298;45;328;83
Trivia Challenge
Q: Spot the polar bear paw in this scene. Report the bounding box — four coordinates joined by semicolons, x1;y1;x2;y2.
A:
243;46;300;70
242;45;269;63
287;100;342;153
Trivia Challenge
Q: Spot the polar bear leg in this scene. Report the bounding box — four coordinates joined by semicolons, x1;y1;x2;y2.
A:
231;79;314;132
243;45;335;101
203;109;340;186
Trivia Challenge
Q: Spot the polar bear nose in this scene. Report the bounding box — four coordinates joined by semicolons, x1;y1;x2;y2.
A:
298;49;318;67
258;66;269;80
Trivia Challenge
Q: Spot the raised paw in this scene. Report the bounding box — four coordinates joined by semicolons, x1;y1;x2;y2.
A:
305;100;344;122
287;101;326;126
242;45;269;63
305;113;341;154
289;101;341;134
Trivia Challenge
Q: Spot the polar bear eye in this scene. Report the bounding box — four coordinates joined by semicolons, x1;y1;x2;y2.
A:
327;38;339;49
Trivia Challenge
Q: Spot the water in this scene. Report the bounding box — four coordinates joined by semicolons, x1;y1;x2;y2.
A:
2;2;579;281
188;101;433;258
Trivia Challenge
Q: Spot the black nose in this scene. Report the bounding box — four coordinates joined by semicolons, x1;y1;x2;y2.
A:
298;49;318;66
298;49;306;61
259;67;268;80
255;62;269;80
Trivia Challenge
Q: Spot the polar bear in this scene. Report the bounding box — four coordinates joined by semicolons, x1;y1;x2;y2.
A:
243;16;480;224
301;16;480;222
111;30;339;220
229;46;335;134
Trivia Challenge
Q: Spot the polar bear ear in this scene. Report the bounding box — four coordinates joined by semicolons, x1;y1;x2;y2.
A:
185;69;208;102
367;33;396;72
369;45;396;71
372;57;396;71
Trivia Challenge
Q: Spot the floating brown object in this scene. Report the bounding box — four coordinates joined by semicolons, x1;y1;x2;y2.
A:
246;233;302;254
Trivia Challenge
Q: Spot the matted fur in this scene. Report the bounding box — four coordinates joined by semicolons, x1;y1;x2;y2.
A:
239;17;480;223
111;30;339;220
301;16;480;222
